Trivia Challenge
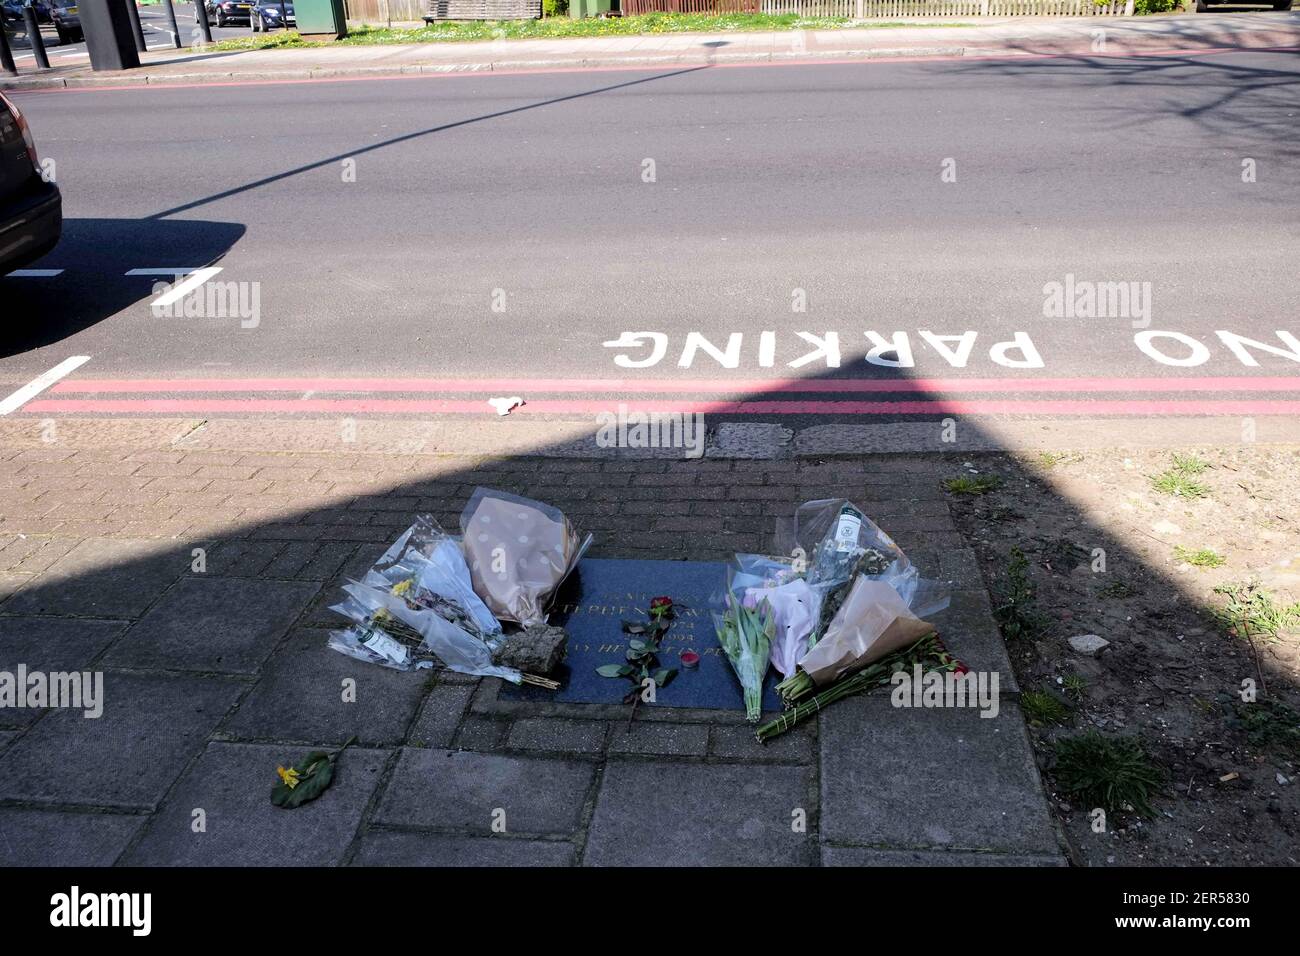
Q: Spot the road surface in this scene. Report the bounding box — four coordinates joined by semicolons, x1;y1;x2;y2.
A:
3;46;1299;422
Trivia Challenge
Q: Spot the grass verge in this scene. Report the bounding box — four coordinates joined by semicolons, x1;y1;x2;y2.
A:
206;14;975;51
1150;451;1211;499
1214;581;1300;641
1052;731;1164;817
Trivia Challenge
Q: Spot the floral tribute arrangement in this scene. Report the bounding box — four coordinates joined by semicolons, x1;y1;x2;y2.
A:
325;491;590;689
714;499;966;740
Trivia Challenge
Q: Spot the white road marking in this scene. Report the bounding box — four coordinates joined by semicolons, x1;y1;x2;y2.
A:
6;269;64;277
0;356;91;416
125;268;209;275
146;266;223;308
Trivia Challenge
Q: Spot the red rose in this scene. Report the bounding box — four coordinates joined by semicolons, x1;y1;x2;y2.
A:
649;596;674;617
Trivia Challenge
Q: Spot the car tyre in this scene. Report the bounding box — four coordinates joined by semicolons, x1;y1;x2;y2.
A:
55;24;66;43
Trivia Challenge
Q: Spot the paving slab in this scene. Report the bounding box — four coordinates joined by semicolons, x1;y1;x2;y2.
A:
712;723;814;763
224;628;429;746
929;588;1020;695
2;538;185;619
507;718;608;754
0;617;127;728
104;577;319;674
819;696;1060;856
0;808;145;866
125;742;388;866
453;716;508;751
822;846;1066;866
607;721;709;757
0;673;242;809
0;573;33;608
583;760;814;866
374;748;594;836
407;681;475;749
352;830;574;866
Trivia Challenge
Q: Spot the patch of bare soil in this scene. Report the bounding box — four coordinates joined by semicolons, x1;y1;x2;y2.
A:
945;445;1300;866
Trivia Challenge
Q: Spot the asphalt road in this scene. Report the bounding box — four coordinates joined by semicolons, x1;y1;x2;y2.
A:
3;48;1299;419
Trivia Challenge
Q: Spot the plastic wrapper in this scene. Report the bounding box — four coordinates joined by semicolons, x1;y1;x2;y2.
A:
460;488;592;628
327;514;523;682
775;499;950;644
363;515;502;649
726;555;820;679
331;580;520;682
797;578;936;689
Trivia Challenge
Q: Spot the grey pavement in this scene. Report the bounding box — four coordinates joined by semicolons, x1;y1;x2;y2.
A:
3;13;1296;88
0;435;1066;866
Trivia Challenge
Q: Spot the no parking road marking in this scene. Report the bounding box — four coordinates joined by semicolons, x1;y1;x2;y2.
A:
0;356;91;416
126;267;224;309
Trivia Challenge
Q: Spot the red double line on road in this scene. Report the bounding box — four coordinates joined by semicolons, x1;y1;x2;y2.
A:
23;398;1300;415
20;375;1300;416
47;376;1300;395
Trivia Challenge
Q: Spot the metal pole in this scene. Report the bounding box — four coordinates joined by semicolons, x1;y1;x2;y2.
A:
0;22;16;75
124;0;147;52
21;3;49;69
161;0;182;47
194;0;212;43
0;20;18;75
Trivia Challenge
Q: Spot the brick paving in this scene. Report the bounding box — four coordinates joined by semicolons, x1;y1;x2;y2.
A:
0;433;1064;866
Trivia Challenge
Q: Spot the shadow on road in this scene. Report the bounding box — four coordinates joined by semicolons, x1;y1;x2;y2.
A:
951;32;1300;152
0;217;245;357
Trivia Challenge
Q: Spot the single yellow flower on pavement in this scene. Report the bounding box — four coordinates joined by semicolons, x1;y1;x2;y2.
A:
392;579;413;598
277;766;301;789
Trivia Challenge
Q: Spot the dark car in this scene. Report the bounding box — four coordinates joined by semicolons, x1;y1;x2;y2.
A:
0;92;61;276
197;0;253;26
250;0;294;31
3;0;53;23
50;0;80;44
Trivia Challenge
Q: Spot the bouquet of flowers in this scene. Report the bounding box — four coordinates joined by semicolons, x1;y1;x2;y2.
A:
715;597;775;723
756;633;967;742
460;488;592;628
776;577;936;704
327;514;558;688
726;554;819;679
778;499;948;647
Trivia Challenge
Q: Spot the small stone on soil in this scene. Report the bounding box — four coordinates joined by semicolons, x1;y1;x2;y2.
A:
1068;634;1110;656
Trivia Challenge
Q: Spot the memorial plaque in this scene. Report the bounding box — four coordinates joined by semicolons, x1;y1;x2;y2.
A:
499;558;782;712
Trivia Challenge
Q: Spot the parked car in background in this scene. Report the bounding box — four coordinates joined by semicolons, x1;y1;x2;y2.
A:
50;0;81;44
2;0;53;23
250;0;294;31
197;0;253;26
0;92;61;276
